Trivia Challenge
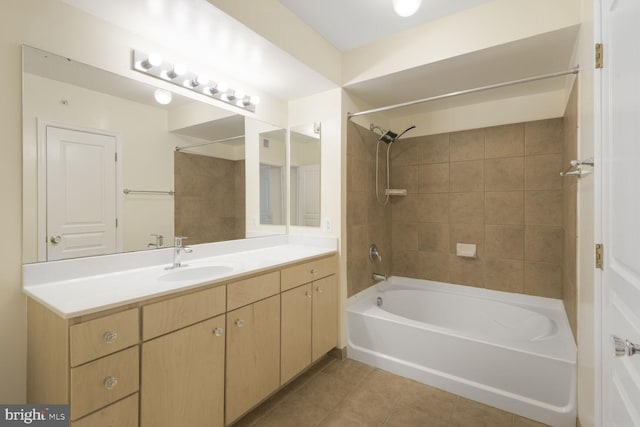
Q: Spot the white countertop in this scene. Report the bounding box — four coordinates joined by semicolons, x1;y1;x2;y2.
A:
23;236;337;319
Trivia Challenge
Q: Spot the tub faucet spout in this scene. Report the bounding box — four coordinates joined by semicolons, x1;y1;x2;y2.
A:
372;273;388;282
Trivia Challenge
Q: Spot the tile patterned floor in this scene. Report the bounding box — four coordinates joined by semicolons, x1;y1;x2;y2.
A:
231;357;551;427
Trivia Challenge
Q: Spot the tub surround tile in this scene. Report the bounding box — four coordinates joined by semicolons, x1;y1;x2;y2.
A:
449;255;485;287
416;133;450;164
347;191;369;226
484;258;525;293
450;128;485;161
525;262;563;298
348;157;372;193
418;223;450;253
486;225;524;261
449;223;484;257
525;190;563;226
485;157;525;191
525;154;563;190
525;118;564;156
418;251;450;282
392;222;419;252
485;191;524;225
485;123;524;159
418;163;450;193
390;137;418;166
392;249;419;278
450;160;484;192
449;192;485;224
525;225;563;264
419;194;450;223
390;164;418;193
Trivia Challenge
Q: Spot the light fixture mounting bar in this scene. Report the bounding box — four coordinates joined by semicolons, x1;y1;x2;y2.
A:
131;50;256;113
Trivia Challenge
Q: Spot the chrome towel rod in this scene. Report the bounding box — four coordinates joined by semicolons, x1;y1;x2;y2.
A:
175;135;245;152
123;189;175;195
347;67;580;118
560;158;594;178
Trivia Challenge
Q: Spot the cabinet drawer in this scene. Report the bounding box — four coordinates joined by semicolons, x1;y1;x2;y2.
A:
70;346;139;420
281;255;337;291
71;393;138;427
142;285;226;340
227;271;280;311
70;308;139;367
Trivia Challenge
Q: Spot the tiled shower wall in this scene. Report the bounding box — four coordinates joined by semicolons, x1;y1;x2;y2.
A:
347;117;573;302
346;122;392;297
174;152;245;244
563;80;579;338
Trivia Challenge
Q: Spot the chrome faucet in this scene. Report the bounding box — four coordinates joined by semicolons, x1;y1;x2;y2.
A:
166;236;192;269
148;234;164;249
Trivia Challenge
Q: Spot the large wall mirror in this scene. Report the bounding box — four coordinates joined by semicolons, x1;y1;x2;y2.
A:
290;123;321;227
22;46;285;263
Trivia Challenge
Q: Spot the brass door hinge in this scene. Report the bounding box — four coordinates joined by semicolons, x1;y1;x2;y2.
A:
596;43;604;69
596;243;604;269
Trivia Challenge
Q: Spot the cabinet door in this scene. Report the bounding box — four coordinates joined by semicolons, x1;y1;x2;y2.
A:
312;275;338;361
281;284;312;384
140;315;225;427
226;295;280;424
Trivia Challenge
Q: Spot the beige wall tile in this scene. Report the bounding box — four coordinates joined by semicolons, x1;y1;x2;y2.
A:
450;160;484;192
525;191;562;225
449;255;484;287
485;225;524;260
419;194;450;223
417;251;450;282
525;153;563;190
449;223;484;257
347;191;368;225
525;225;563;264
525;262;562;298
392;249;419;277
346;122;373;160
450;192;485;224
450;129;485;161
418;223;450;252
484;258;524;293
390;164;418;193
485;191;524;225
485;123;524;159
416;133;450;164
525;118;564;155
418;163;450;193
392;222;419;252
391;195;421;223
485;157;524;191
390;138;418;166
348;156;371;193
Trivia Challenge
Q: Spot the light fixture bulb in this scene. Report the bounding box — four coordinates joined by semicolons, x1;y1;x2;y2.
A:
392;0;422;17
234;89;246;100
154;88;172;105
249;95;261;105
216;82;229;93
196;74;209;86
173;64;187;76
140;53;162;70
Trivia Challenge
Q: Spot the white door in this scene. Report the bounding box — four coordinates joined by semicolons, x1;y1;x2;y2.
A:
46;126;117;260
298;165;320;227
601;0;640;425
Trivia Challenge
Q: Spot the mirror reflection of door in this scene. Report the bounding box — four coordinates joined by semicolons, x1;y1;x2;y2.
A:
44;124;117;260
290;123;321;227
259;163;285;225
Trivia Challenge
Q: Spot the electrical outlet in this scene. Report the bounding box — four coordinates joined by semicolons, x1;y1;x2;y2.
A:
323;217;332;232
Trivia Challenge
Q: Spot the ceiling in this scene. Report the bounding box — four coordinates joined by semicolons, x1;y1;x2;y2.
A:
277;0;494;51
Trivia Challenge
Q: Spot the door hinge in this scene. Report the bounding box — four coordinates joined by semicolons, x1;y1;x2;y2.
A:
595;43;603;69
596;243;604;269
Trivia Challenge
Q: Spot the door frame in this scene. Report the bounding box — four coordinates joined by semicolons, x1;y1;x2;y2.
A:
36;119;123;261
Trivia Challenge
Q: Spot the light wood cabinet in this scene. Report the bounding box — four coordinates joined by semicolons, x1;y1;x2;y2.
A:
312;274;338;361
225;295;280;424
140;315;225;427
280;284;312;384
70;393;138;427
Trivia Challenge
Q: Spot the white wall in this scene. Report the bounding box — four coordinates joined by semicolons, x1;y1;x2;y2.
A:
1;0;289;402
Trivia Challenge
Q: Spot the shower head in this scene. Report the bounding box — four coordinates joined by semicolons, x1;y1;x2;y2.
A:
369;124;416;144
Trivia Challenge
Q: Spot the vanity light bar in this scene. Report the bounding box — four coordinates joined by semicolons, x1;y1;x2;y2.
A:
132;50;258;112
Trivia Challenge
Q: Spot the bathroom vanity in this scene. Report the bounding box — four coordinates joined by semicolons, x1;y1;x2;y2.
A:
24;238;338;427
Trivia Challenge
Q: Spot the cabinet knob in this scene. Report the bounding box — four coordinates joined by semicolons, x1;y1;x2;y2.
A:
103;376;118;390
315;286;323;293
103;331;118;343
234;319;245;328
310;268;317;275
305;291;312;298
213;327;223;337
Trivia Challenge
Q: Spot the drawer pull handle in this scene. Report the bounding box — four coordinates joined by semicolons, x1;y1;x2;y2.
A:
310;269;317;275
103;376;118;390
316;286;323;293
213;327;223;336
305;291;312;298
103;331;118;343
234;319;245;328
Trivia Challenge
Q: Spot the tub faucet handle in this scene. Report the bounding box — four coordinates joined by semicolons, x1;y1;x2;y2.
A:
369;244;382;263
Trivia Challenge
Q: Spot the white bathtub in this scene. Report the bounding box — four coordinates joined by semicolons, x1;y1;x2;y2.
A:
346;277;576;427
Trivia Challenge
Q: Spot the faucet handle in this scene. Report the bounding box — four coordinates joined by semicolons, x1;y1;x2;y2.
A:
174;236;188;247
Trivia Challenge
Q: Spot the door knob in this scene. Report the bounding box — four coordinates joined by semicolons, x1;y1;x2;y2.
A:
50;235;62;244
612;335;640;357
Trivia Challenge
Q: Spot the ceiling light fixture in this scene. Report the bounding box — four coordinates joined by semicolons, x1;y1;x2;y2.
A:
132;50;258;112
392;0;422;17
154;88;173;105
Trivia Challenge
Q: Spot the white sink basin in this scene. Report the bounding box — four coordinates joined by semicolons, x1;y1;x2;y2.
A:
159;265;234;282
